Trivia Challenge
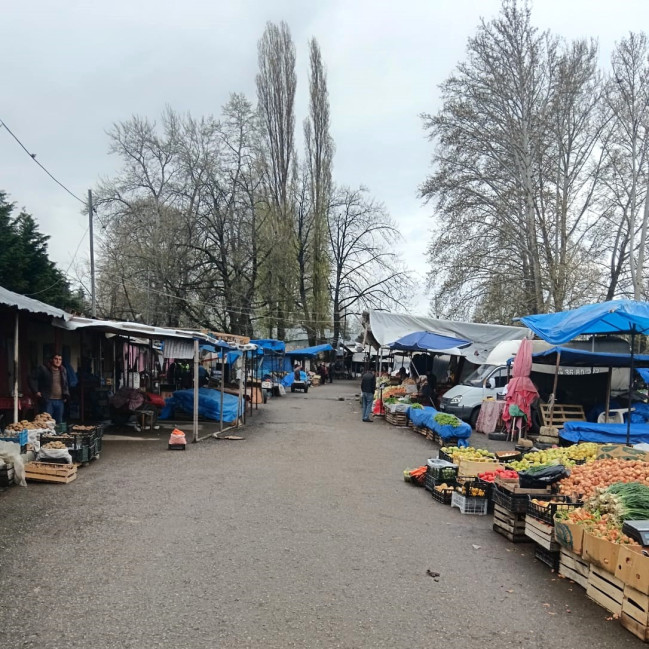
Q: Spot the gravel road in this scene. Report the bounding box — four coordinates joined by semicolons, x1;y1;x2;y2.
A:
0;381;643;648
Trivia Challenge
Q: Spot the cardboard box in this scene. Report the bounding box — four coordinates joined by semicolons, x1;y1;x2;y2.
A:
554;516;585;555
583;531;622;573
617;545;649;595
596;444;649;462
457;458;500;478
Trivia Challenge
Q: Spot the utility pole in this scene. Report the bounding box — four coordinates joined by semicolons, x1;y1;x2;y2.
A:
88;189;96;317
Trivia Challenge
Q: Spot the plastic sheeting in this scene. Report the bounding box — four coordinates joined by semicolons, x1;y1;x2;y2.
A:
407;406;471;444
561;421;649;445
280;371;308;387
519;299;649;345
159;388;243;422
365;310;529;363
286;344;334;357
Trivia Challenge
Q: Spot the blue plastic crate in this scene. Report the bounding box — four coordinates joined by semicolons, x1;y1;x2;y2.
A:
0;429;28;447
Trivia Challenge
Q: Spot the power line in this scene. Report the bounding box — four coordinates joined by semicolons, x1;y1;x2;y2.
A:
0;117;87;206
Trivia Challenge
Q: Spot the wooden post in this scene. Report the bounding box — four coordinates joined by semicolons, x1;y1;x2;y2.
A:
13;310;19;424
220;349;225;433
549;350;561;425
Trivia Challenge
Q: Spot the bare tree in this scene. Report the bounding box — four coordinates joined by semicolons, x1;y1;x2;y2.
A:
328;186;412;347
302;37;334;344
256;21;297;339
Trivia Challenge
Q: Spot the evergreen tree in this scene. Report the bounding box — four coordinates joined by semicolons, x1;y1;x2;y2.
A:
0;191;83;312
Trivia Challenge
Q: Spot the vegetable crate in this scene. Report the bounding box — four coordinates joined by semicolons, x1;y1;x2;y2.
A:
434;434;459;446
385;412;409;427
438;449;454;463
455;479;489;499
525;516;560;551
526;495;582;525
559;548;590;589
621;586;649;642
425;459;458;483
431;487;454;505
587;565;624;616
0;430;28;447
24;461;77;484
534;543;560;571
451;491;488;515
492;504;528;543
493;484;531;514
424;470;456;494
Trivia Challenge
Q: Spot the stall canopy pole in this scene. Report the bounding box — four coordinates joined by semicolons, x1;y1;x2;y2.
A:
220;351;226;432
549;350;561;426
13;310;19;424
605;367;612;424
192;339;199;443
237;357;243;429
627;328;636;446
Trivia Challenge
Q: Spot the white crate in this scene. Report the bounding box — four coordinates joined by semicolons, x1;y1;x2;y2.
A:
451;491;488;515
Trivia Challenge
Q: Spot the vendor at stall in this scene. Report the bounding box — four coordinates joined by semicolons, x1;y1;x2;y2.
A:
29;353;69;424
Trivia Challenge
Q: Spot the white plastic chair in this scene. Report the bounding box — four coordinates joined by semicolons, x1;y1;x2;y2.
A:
597;408;634;424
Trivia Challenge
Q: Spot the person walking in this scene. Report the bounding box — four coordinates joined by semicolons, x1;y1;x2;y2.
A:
360;368;376;422
29;352;70;424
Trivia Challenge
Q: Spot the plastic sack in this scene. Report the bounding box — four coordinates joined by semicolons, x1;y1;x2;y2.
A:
518;464;569;488
0;440;26;486
37;447;72;464
169;429;186;446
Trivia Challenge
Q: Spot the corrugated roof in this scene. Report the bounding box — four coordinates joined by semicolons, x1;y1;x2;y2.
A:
0;285;71;320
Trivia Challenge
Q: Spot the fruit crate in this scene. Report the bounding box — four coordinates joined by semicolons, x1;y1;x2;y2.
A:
526;495;582;525
438;449;455;463
534;544;561;570
455;479;489;499
451;491;489;515
431;486;454;505
492;484;531;513
0;462;15;487
426;458;459;482
0;430;28;447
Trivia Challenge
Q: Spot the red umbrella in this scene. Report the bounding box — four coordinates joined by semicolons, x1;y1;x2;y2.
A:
502;338;539;436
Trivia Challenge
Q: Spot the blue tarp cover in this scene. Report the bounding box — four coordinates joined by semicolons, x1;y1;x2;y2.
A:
281;371;308;387
251;339;286;353
159;388;244;422
388;330;471;352
561;421;649;445
407;406;471;445
519;300;649;344
286;344;334;357
530;346;649;367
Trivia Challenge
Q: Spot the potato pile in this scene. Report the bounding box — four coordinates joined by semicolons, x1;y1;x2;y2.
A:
5;413;54;432
43;441;67;449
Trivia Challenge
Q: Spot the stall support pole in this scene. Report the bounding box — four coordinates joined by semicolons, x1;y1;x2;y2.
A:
627;329;636;447
242;353;247;425
220;352;225;433
13;310;19;424
192;339;199;443
604;367;612;423
237;360;243;429
549;351;561;425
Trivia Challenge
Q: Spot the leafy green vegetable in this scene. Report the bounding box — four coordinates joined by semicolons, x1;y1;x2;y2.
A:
410;403;423;410
433;413;461;428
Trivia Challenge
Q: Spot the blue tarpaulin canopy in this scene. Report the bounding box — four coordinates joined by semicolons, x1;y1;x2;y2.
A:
251;339;286;353
530;346;649;367
387;330;471;353
518;300;649;344
518;300;649;444
286;343;334;357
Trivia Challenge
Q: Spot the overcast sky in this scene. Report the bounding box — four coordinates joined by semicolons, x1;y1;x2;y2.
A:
2;0;648;314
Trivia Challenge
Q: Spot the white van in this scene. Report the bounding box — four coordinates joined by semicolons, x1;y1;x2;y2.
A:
439;364;509;428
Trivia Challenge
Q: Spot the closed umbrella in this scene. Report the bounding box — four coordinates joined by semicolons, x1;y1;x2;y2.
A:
502;338;538;439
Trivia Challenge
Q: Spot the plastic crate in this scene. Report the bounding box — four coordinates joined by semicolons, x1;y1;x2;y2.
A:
451;491;489;515
438;449;455;463
0;430;28;447
455;479;489;499
534;544;560;570
40;433;78;450
526;495;582;525
424;470;457;494
426;458;459;482
431;486;454;505
492;484;529;513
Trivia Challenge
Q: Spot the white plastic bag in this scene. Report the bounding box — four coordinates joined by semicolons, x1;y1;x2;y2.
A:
37;447;72;464
0;440;26;486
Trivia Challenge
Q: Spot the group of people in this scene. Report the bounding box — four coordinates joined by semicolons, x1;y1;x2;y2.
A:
317;363;334;385
359;366;440;423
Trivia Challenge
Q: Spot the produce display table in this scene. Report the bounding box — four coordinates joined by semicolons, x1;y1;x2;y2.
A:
475;400;505;434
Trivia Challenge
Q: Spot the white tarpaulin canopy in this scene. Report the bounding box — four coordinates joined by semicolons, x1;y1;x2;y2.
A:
363;310;530;364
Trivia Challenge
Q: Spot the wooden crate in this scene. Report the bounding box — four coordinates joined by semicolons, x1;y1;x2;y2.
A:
492;504;529;543
621;585;649;641
587;565;624;615
525;515;560;551
540;403;586;428
24;461;77;484
559;548;590;589
385;412;409;427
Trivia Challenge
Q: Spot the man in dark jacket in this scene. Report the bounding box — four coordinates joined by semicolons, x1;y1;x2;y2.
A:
360;369;376;422
29;353;70;424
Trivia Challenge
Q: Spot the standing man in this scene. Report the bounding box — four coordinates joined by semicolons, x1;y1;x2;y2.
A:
360;368;376;422
30;353;69;424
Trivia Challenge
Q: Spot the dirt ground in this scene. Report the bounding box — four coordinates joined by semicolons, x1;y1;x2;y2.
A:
0;381;643;648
